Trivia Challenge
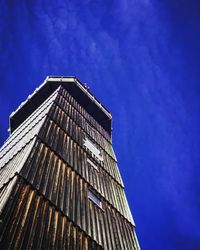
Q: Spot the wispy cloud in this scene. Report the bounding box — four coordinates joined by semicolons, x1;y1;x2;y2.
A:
0;0;200;249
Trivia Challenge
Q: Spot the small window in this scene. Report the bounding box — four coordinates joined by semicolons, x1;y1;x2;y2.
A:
83;137;103;161
87;158;98;171
88;190;102;208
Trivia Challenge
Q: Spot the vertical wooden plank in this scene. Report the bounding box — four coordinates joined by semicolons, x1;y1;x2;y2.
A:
33;201;48;250
61;216;67;250
64;167;71;217
45;155;56;201
22;192;42;250
58;161;65;211
80;178;86;232
85;183;91;237
33;146;48;190
54;158;62;207
12;189;36;249
76;175;81;227
50;210;58;249
104;206;115;250
73;143;78;172
26;143;45;183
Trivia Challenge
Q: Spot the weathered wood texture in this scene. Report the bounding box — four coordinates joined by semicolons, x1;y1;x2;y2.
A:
0;84;140;249
0;176;103;250
58;87;111;142
19;139;137;249
0;88;58;190
38;118;132;223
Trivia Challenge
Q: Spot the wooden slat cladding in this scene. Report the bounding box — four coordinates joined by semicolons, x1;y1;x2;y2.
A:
0;83;139;249
20;140;131;223
49;101;116;162
39;117;123;187
53;93;113;157
37;120;131;222
0;176;103;250
0;88;58;158
0;113;44;170
58;87;111;143
0;138;35;189
19;140;137;250
0;176;18;213
0;113;44;164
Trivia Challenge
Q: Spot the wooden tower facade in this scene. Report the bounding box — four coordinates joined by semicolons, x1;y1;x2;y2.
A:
0;76;140;249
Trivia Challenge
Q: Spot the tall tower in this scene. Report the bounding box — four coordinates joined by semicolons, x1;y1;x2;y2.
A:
0;76;140;249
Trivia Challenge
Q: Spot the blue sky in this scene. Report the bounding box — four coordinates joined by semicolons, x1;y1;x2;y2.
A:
0;0;200;249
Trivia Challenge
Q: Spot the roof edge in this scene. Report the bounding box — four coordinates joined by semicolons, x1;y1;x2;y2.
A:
10;76;112;121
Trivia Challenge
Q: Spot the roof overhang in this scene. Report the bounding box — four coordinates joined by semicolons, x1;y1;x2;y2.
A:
9;76;112;135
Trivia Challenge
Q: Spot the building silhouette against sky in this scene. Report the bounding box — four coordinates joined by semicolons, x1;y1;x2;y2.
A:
0;76;140;249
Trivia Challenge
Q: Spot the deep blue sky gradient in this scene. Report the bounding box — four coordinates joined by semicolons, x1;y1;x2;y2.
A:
0;1;200;249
